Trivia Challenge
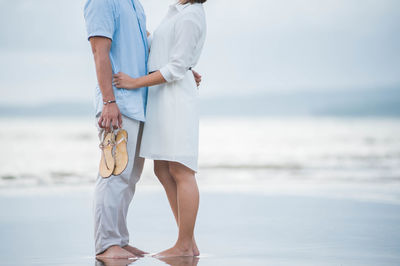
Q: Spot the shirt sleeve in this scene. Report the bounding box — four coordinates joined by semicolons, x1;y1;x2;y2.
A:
159;15;202;82
84;0;116;40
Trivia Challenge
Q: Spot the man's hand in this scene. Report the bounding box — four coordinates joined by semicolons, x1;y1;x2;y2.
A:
98;103;123;131
192;70;202;87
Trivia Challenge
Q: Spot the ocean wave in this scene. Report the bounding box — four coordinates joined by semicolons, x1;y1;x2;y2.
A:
200;164;303;170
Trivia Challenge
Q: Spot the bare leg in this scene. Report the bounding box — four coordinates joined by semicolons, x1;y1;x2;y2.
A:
155;162;199;258
154;161;200;256
96;245;136;259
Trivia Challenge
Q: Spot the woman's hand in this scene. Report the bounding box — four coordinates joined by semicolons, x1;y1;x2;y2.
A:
113;72;138;89
192;70;202;87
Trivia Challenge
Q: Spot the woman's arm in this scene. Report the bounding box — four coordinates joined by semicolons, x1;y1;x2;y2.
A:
113;69;201;89
158;17;202;83
113;15;203;90
113;71;166;89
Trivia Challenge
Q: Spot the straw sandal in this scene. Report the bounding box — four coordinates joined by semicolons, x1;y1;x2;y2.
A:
99;131;116;178
113;129;129;175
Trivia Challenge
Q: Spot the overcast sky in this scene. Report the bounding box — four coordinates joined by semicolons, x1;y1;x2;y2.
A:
0;0;399;105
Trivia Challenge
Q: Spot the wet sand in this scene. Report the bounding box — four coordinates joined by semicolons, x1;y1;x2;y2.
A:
0;186;400;266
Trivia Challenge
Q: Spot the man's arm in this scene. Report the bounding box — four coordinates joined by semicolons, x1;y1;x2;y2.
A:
90;36;122;130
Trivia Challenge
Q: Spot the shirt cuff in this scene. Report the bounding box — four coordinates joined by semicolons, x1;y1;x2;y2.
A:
87;31;113;41
159;65;174;83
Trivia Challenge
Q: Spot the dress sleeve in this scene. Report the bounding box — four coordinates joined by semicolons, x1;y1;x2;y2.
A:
84;0;116;41
159;15;202;82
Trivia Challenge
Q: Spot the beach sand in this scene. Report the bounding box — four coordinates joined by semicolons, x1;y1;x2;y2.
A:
0;186;399;266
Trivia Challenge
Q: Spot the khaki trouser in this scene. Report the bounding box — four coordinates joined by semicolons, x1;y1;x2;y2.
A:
93;115;144;255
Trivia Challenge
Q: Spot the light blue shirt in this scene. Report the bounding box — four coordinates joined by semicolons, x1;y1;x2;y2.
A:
84;0;149;122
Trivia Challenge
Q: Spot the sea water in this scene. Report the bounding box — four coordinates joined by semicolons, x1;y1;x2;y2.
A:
1;116;399;202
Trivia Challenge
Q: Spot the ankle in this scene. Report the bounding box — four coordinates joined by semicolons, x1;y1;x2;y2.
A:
107;245;121;250
174;241;193;252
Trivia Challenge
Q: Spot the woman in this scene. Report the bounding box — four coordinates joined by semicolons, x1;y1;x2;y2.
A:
113;0;207;258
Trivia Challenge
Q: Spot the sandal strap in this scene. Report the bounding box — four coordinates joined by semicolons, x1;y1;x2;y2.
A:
99;139;115;150
99;139;115;171
97;128;117;173
115;135;128;145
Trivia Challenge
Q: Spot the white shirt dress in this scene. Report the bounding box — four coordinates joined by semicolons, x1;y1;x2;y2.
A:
139;2;207;172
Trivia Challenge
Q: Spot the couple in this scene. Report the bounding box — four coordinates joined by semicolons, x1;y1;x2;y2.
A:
84;0;207;260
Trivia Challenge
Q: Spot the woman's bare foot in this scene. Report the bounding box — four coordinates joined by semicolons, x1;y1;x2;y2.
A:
122;245;148;257
96;245;137;259
154;244;194;258
192;239;200;256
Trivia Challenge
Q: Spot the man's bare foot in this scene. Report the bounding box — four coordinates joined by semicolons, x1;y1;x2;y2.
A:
157;256;200;266
96;258;136;266
192;239;200;256
154;244;194;258
123;245;148;257
96;245;137;259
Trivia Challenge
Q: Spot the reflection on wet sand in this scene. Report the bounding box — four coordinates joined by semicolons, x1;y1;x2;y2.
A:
157;256;200;266
95;258;136;266
95;256;200;266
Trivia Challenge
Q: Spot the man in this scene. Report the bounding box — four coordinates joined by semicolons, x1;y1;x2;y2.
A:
84;0;201;259
84;0;149;259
